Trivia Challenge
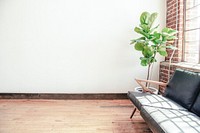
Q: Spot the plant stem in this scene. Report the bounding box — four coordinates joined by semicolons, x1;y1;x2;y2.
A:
146;64;151;87
145;51;156;87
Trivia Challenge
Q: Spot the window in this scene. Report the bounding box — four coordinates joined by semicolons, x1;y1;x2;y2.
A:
183;0;200;63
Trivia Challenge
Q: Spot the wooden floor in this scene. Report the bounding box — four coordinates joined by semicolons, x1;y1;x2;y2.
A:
0;99;151;133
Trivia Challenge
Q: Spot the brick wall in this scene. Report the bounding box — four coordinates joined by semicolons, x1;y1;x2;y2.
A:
165;0;184;62
159;0;184;93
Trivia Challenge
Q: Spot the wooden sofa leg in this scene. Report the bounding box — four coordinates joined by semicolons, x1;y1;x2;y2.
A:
130;107;137;119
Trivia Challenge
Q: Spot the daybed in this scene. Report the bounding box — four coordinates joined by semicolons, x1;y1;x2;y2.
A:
128;69;200;133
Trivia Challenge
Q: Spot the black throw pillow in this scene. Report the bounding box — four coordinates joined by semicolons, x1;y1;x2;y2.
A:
164;69;200;110
191;93;200;116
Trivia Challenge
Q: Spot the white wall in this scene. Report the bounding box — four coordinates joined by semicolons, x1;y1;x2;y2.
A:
0;0;166;93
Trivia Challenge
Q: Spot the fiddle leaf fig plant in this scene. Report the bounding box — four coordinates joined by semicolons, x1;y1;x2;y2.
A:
131;12;177;84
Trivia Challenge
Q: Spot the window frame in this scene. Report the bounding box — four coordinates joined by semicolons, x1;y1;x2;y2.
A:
182;0;200;63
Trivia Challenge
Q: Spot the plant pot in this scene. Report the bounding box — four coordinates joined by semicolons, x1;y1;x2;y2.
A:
134;86;158;94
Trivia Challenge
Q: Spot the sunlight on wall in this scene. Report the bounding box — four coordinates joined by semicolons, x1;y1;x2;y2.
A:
0;0;166;93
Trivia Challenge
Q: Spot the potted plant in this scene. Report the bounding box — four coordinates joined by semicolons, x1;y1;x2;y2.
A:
130;11;177;93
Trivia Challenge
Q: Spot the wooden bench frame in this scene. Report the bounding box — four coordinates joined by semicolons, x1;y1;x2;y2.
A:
130;79;167;119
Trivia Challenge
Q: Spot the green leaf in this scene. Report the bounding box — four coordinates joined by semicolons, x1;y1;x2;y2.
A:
141;60;147;66
140;56;156;66
149;57;156;63
162;27;169;33
154;39;162;44
162;32;169;36
149;36;156;41
130;40;135;44
151;32;161;44
160;40;167;44
134;42;144;51
165;45;177;50
167;35;177;40
168;29;178;35
162;27;178;35
140;12;150;24
157;46;167;56
157;50;167;56
151;58;157;63
150;24;159;33
153;31;161;39
149;13;158;28
131;37;145;43
134;27;149;38
142;46;154;57
162;35;167;42
130;37;146;45
140;58;148;66
134;27;141;33
140;24;150;32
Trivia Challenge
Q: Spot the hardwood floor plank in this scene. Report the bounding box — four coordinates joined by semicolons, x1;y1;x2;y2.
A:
0;100;151;133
